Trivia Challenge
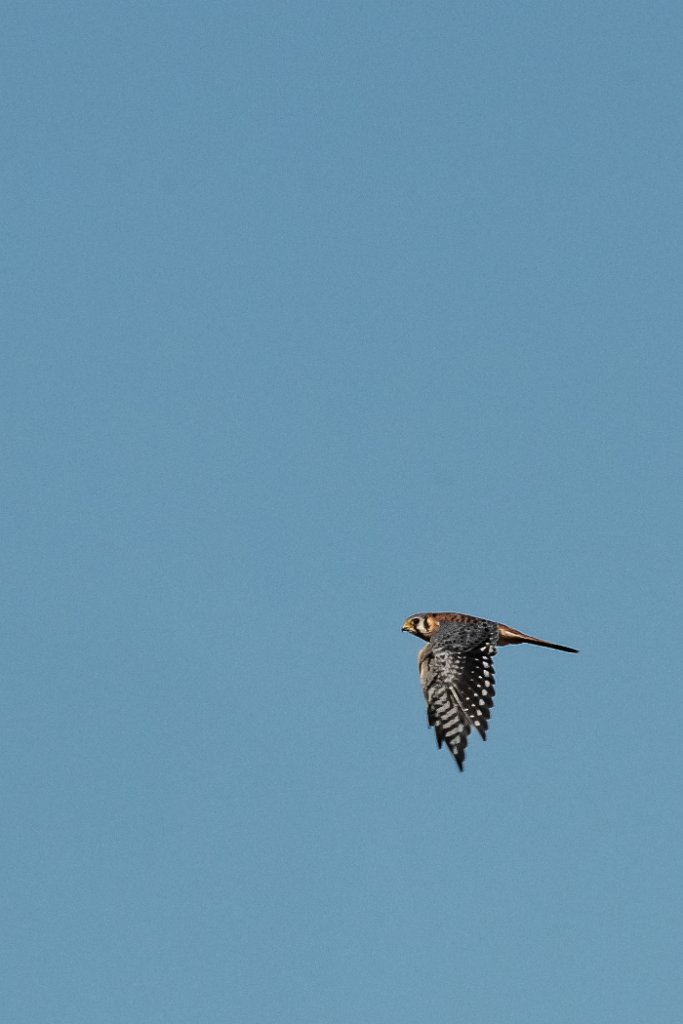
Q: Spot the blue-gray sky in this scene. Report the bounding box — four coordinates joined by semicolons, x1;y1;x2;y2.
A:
3;2;681;1022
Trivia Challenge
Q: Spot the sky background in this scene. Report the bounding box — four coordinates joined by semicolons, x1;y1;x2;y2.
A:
2;2;682;1022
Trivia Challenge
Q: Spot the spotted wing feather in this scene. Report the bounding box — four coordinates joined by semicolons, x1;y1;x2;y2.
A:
419;647;471;770
448;645;496;741
419;619;498;770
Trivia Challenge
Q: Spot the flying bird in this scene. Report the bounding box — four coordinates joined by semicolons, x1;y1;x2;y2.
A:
402;612;578;771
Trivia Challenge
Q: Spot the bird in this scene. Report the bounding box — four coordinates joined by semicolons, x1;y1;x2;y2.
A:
402;612;578;771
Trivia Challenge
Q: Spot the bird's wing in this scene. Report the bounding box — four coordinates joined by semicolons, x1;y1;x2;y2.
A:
419;645;472;770
419;621;497;771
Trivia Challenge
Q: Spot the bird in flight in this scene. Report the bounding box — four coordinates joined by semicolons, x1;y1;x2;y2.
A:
402;612;578;771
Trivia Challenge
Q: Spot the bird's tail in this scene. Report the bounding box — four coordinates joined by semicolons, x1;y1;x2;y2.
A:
498;624;578;654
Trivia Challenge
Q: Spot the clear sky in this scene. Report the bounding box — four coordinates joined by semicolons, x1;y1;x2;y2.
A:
2;2;681;1022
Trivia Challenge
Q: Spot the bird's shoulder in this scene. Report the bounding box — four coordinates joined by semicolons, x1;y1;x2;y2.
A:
429;616;498;652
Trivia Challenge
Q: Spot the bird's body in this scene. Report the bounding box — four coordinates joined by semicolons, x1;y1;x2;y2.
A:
402;612;578;771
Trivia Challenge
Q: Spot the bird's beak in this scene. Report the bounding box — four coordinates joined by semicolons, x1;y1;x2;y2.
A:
401;620;411;633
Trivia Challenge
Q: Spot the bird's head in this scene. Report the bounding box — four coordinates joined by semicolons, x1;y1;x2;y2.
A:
402;614;439;640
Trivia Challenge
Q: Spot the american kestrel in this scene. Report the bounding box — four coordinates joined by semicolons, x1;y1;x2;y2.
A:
402;612;578;771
